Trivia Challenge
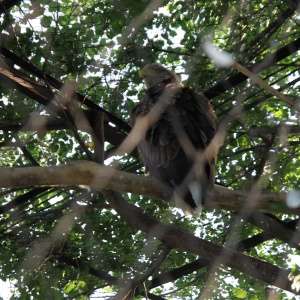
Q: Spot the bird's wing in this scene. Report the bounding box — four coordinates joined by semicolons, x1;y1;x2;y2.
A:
137;87;216;188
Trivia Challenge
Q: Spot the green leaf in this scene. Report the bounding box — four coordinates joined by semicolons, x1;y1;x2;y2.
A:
48;2;59;12
40;16;52;27
58;15;69;26
64;282;75;294
2;1;300;300
232;287;247;298
100;38;106;46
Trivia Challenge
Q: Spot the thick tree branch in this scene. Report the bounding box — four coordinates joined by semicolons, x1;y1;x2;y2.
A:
0;44;131;132
0;57;55;105
243;213;300;250
248;124;300;137
0;56;133;156
102;190;296;294
138;218;300;294
89;111;105;164
0;161;295;214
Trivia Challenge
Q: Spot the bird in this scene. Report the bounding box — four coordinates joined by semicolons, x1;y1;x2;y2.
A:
131;63;217;216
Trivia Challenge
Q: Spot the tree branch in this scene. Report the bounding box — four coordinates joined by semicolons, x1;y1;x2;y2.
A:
0;44;131;132
0;0;21;14
231;60;295;109
243;213;300;250
13;134;40;166
0;161;295;214
135;218;299;295
102;190;296;294
58;255;126;286
0;115;138;159
248;124;300;137
204;38;300;99
112;246;172;300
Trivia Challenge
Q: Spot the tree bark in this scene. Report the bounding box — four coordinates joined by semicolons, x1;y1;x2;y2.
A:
0;161;295;214
103;190;296;294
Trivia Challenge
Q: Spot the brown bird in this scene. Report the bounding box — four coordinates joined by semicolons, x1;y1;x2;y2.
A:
131;63;217;216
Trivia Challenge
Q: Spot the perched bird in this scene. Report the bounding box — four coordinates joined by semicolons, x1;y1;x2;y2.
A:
131;63;217;216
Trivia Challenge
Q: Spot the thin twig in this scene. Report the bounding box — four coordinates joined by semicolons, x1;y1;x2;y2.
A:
111;246;172;300
232;61;296;109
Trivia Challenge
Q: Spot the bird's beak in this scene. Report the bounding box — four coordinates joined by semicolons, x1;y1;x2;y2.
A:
138;69;146;78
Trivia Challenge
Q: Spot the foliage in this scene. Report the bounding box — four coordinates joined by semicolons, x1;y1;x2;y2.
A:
1;0;300;299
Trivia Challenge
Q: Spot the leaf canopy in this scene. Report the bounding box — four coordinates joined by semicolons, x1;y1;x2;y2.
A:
1;0;300;299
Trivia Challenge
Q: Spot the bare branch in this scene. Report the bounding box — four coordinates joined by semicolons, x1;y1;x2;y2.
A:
243;213;300;250
112;246;172;300
0;161;295;214
103;190;296;294
232;60;296;109
90;111;105;164
144;218;300;293
248;124;300;137
13;134;40;166
59;255;127;286
204;38;300;100
0;44;131;132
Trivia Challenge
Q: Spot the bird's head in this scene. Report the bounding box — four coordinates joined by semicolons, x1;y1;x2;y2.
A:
139;63;181;89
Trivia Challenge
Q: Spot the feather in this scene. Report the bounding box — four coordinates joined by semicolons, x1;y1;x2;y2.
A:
131;64;217;216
